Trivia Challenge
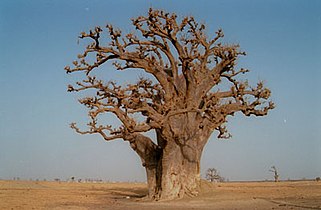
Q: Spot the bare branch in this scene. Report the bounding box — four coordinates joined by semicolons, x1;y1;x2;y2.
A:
66;7;274;142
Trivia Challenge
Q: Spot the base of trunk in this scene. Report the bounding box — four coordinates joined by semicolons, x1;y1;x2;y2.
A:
129;127;208;200
146;140;202;200
157;165;201;200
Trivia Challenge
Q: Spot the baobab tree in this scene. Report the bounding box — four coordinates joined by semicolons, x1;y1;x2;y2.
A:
65;8;274;200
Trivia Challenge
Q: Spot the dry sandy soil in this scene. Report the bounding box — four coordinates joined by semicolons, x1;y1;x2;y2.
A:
0;179;320;210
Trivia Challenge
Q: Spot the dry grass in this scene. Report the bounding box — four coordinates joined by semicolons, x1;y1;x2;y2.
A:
0;180;320;209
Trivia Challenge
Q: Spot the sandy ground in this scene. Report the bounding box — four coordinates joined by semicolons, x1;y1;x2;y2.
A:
0;180;320;210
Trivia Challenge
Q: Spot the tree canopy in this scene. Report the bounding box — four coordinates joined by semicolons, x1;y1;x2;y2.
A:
66;8;274;141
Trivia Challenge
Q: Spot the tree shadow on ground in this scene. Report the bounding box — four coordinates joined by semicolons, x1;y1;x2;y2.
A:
101;187;148;200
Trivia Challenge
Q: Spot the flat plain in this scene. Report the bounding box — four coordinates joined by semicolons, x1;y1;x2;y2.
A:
0;180;320;209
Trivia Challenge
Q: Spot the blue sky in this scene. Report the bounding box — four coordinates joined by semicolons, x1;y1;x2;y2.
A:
0;0;320;182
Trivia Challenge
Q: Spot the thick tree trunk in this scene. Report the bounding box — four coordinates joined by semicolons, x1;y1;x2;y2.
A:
157;139;202;200
129;117;211;200
154;113;211;200
154;123;211;200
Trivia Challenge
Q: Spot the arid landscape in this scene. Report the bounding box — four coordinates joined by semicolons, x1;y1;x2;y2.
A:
1;179;320;210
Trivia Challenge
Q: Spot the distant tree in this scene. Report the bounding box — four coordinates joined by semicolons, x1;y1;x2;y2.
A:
316;177;320;182
205;168;225;182
269;166;279;182
65;8;274;200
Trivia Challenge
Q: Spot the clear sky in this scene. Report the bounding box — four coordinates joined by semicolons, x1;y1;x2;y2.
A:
0;0;320;182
